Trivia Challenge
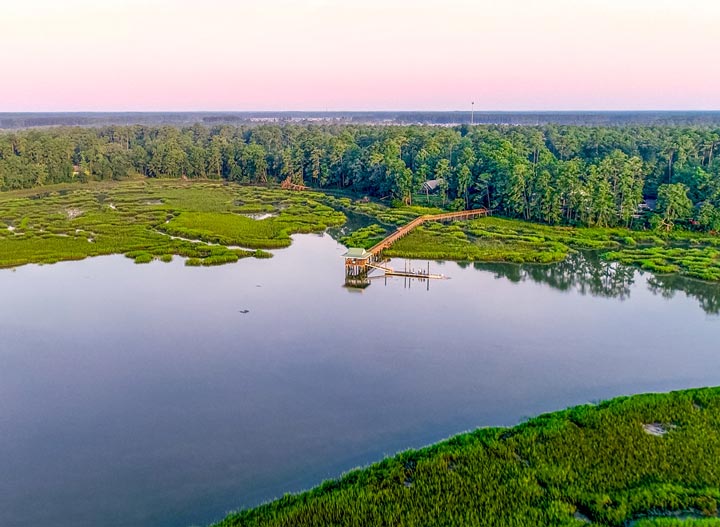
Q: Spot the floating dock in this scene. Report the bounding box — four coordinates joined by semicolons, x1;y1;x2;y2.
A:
367;262;446;280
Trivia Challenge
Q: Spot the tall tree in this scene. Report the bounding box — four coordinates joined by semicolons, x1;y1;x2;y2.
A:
656;183;693;231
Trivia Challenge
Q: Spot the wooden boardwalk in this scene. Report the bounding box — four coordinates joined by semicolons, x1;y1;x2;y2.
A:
344;208;489;287
367;208;489;259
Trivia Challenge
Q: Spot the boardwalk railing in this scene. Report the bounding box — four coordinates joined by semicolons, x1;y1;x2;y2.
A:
367;208;489;258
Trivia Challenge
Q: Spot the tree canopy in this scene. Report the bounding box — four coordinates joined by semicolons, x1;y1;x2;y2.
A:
1;123;719;231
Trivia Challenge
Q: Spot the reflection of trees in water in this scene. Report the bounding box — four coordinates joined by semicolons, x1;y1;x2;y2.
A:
647;275;720;315
473;253;635;300
327;210;389;239
472;252;720;315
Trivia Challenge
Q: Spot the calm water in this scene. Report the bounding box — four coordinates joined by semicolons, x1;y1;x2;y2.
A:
1;234;719;527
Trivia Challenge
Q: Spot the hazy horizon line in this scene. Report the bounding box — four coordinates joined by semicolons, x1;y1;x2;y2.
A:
3;109;720;114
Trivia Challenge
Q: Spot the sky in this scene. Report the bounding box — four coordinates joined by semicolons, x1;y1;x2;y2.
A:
1;0;719;111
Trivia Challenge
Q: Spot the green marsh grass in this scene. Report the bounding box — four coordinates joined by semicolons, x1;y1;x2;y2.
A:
2;180;718;280
603;247;720;282
344;209;720;279
339;224;388;249
216;387;720;527
0;180;345;268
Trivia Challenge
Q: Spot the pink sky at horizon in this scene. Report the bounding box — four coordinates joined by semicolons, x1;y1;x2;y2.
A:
2;0;719;112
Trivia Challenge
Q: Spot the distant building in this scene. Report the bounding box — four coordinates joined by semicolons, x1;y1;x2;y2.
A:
421;178;445;194
633;198;657;218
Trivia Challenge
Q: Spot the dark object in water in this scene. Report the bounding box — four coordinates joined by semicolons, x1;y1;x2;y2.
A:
239;309;250;314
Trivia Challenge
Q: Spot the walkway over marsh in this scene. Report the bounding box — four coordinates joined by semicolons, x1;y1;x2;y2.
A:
343;208;490;287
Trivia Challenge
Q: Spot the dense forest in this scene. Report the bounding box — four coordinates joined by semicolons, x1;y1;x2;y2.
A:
1;124;719;231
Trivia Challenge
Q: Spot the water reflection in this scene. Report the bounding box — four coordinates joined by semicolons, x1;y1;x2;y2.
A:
1;236;719;527
468;252;720;315
647;274;720;315
470;253;635;300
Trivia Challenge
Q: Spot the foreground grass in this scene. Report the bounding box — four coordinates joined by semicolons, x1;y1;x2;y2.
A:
0;180;344;267
217;387;720;527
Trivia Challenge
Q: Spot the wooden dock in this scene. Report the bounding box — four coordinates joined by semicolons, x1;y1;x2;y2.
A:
344;208;489;287
368;261;446;280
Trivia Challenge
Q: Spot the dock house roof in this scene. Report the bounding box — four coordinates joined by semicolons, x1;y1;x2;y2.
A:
343;247;371;259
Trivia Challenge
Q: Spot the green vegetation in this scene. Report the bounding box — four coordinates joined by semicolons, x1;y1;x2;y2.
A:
604;247;720;281
330;195;720;278
385;217;573;263
345;202;443;226
1;126;718;525
0;177;718;281
164;211;287;248
373;215;720;278
0;180;344;268
2;124;720;234
162;199;344;249
1;124;719;281
338;224;387;250
217;387;720;527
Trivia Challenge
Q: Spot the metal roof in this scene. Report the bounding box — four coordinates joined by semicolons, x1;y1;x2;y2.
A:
422;178;445;191
343;247;371;259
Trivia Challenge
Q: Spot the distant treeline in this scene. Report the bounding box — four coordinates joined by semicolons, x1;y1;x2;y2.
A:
1;124;719;230
4;111;720;129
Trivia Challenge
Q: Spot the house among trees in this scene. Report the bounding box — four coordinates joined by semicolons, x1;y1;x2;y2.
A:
634;198;657;218
421;178;444;194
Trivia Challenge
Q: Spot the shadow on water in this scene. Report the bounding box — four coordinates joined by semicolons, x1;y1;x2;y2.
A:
469;251;720;315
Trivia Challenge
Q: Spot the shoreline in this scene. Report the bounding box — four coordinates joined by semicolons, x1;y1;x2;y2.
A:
1;180;718;282
215;387;720;527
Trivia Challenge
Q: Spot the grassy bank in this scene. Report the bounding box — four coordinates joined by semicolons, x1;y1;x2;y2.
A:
0;180;344;268
324;194;720;282
370;214;720;281
216;387;720;527
1;181;718;281
603;246;720;282
385;219;569;263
